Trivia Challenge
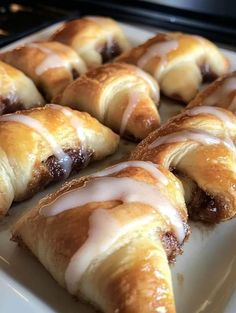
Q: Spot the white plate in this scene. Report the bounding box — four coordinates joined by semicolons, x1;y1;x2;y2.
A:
0;21;236;313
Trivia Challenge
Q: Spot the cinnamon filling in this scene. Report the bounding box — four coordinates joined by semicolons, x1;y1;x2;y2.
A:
188;187;228;223
0;97;25;115
44;148;94;181
99;40;122;63
173;170;227;223
161;222;190;263
72;68;80;80
199;63;218;82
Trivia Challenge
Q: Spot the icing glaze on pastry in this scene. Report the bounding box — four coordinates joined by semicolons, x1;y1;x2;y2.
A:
92;160;169;185
120;91;141;135
203;76;236;106
49;104;86;143
29;43;69;76
135;68;160;102
137;40;178;73
187;106;236;129
148;129;236;152
0;113;72;176
41;176;185;242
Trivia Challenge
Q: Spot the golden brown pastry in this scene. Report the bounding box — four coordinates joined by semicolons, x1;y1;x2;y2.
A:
0;60;45;114
187;71;236;111
0;41;87;101
0;104;119;218
117;32;229;103
12;160;189;313
51;16;130;69
130;106;236;222
55;63;160;141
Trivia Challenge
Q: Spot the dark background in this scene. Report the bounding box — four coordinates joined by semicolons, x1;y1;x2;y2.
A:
0;0;236;47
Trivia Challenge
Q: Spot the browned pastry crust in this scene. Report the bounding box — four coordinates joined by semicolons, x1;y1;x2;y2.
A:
12;163;189;313
0;105;119;218
0;60;45;114
117;32;229;103
51;16;130;69
55;62;160;141
187;71;236;111
130;107;236;222
0;41;87;101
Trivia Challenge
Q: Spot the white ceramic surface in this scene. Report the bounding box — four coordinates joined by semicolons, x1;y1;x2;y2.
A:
0;21;236;313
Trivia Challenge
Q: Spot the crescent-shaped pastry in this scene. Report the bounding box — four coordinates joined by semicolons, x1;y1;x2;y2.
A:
0;41;87;101
187;71;236;112
55;63;160;141
12;160;189;313
0;104;119;218
51;16;130;69
0;60;45;114
130;106;236;222
117;32;229;103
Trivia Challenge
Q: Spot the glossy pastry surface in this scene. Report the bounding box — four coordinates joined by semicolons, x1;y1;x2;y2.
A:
12;161;189;313
51;16;130;69
130;106;236;222
0;60;45;114
0;104;119;218
0;41;87;101
55;62;160;141
117;32;229;103
188;71;236;112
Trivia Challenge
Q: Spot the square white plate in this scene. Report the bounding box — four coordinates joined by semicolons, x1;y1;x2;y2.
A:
0;20;236;313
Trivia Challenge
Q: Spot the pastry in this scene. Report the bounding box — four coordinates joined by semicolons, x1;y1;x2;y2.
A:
187;71;236;111
12;160;189;313
117;32;229;103
0;60;45;114
0;41;87;101
0;104;119;218
130;106;236;222
51;16;130;69
55;62;160;141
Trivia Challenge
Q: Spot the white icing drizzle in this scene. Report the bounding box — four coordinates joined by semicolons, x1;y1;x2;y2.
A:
203;76;236;107
48;104;86;143
120;91;141;135
137;40;178;73
91;160;169;185
148;129;236;153
187;106;235;129
41;176;185;243
0;113;72;176
135;68;160;103
28;43;69;76
65;208;153;294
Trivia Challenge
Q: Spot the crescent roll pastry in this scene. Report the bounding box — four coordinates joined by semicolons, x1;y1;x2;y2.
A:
55;63;160;141
0;104;119;218
51;16;130;69
0;41;87;101
130;106;236;222
0;61;45;115
117;32;229;103
12;160;189;313
188;71;236;112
